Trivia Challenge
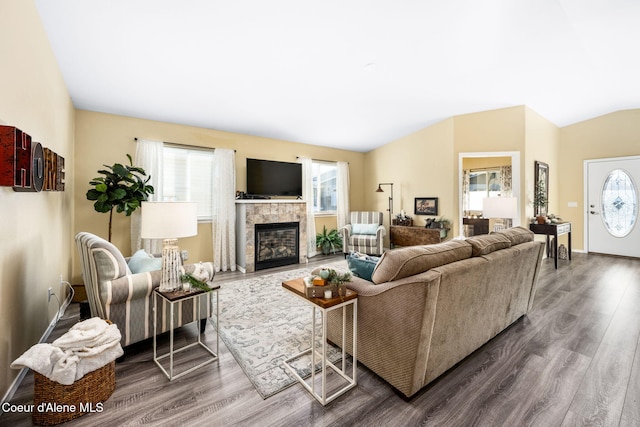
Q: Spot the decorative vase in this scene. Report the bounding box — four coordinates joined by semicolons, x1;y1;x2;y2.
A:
536;216;546;224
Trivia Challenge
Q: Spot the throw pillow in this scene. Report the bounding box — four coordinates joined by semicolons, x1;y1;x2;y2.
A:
347;253;380;282
352;223;379;235
128;249;162;273
491;226;534;246
466;234;511;256
371;240;473;284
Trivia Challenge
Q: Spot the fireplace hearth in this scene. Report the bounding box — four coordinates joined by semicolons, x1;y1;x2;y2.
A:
255;222;300;271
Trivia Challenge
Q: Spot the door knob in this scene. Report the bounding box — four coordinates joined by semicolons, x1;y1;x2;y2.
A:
590;210;599;215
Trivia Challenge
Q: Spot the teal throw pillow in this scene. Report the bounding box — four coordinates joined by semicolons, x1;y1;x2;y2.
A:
347;253;380;282
352;223;379;235
128;249;162;273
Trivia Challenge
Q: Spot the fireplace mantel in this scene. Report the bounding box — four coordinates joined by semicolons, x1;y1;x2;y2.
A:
235;200;307;273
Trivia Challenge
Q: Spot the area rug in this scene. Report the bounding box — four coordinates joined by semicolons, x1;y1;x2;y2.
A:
214;260;348;399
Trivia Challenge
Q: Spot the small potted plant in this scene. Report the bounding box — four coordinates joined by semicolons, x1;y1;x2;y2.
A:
316;226;342;255
533;179;548;224
317;267;352;297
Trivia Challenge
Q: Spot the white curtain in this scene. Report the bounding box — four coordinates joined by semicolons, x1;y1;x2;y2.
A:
500;165;512;196
132;139;164;254
211;148;236;272
462;168;470;216
336;161;350;229
298;157;317;258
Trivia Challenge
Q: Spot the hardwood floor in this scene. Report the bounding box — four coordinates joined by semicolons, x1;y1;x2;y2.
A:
3;253;640;426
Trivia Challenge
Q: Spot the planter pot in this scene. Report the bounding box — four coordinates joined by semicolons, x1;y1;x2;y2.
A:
536;216;547;224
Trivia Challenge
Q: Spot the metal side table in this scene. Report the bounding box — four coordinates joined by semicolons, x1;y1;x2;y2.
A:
281;278;357;405
153;285;220;380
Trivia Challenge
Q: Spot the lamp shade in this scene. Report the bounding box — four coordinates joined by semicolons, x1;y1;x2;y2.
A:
141;202;197;239
482;197;517;219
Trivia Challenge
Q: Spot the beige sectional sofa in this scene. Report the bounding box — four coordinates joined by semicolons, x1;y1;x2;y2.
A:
328;226;544;398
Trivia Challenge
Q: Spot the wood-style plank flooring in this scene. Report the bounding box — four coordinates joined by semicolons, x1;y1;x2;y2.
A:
3;252;640;426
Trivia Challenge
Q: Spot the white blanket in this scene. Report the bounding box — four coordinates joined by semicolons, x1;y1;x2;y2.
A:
11;317;123;385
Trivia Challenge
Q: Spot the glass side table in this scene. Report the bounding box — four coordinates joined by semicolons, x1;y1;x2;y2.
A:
153;285;220;381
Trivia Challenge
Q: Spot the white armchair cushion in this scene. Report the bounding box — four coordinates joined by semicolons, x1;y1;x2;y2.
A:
352;223;379;235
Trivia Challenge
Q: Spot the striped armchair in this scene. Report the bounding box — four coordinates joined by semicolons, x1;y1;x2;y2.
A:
75;232;215;347
340;211;386;256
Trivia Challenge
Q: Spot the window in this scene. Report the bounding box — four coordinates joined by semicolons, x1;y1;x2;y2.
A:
162;145;214;221
468;169;502;211
312;161;337;213
601;169;637;237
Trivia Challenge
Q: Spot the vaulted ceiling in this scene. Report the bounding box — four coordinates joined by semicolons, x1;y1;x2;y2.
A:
35;0;640;152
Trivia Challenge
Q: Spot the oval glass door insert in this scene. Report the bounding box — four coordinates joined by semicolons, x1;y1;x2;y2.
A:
601;169;638;237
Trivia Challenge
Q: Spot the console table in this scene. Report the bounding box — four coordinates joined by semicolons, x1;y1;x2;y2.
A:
463;218;489;236
390;225;441;247
529;222;572;269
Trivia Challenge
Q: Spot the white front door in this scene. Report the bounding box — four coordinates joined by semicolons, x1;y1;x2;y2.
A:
586;156;640;258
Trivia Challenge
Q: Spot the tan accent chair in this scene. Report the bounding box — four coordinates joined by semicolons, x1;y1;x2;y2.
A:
340;211;386;256
75;232;215;347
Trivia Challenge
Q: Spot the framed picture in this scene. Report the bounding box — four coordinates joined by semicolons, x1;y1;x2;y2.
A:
415;197;438;216
534;161;549;216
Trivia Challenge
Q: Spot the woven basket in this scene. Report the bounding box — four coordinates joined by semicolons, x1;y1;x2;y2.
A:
32;360;115;425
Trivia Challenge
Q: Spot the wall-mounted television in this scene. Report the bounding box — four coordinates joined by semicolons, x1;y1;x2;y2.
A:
246;158;302;197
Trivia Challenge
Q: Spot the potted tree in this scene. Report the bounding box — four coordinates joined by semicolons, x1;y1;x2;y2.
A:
86;154;154;241
533;179;548;224
316;226;342;255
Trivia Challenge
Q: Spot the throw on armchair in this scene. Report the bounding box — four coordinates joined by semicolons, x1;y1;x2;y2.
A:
75;232;215;347
340;211;386;256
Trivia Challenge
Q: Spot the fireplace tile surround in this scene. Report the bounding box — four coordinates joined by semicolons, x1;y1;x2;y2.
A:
235;200;307;273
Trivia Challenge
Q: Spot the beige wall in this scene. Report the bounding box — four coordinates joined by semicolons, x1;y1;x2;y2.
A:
367;106;564;243
0;0;75;397
559;109;640;250
462;156;511;170
524;107;560;219
74;110;366;281
453;106;527;235
365;118;455;244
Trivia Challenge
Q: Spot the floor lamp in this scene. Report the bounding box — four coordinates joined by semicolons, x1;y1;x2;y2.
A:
141;201;198;292
376;183;394;230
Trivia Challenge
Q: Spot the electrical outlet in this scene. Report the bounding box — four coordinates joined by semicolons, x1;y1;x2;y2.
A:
48;287;53;302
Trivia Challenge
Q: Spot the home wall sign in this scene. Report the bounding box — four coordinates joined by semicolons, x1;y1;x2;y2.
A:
0;125;64;192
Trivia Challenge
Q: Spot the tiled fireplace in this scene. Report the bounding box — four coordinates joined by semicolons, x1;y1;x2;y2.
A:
235;200;307;273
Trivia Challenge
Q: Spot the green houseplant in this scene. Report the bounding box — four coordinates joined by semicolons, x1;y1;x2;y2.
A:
533;179;548;222
316;226;342;255
86;154;154;241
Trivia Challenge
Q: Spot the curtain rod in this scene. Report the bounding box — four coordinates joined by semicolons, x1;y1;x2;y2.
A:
296;156;349;164
134;138;235;152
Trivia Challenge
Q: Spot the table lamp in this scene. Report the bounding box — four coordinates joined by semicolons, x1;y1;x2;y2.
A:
482;197;517;232
141;201;197;291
